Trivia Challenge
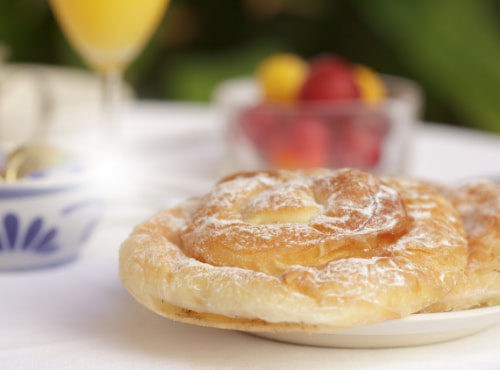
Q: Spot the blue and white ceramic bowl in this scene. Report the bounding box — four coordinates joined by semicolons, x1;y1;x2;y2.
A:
0;170;106;270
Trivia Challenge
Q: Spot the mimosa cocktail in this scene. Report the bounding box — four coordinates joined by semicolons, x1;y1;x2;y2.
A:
49;0;170;138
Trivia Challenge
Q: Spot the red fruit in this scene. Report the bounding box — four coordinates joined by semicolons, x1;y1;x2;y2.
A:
270;115;330;169
337;113;390;169
299;55;359;102
237;104;283;149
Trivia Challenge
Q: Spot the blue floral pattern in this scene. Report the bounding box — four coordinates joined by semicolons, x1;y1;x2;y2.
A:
0;213;59;254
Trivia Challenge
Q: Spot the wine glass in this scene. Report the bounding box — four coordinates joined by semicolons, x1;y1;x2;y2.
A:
49;0;170;142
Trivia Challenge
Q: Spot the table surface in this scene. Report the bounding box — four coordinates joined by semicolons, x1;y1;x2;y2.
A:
2;101;500;370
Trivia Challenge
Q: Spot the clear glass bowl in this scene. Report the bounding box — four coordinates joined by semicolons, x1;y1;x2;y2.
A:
214;75;422;175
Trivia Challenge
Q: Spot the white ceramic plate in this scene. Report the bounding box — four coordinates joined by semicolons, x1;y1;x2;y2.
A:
251;305;500;348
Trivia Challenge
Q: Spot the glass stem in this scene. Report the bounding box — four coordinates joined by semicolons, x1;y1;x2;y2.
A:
100;70;123;143
0;45;8;147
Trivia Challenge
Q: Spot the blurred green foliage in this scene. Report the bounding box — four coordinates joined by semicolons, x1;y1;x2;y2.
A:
3;0;500;133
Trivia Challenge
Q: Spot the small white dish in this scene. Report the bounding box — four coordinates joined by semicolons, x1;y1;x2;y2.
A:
0;166;106;271
250;305;500;348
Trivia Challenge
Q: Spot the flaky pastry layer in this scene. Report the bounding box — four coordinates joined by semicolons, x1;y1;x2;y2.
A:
424;180;500;312
119;169;468;332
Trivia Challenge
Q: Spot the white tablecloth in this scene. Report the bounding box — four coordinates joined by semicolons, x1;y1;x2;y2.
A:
2;102;500;370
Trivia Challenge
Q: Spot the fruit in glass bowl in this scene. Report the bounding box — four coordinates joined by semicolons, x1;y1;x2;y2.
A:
215;53;422;174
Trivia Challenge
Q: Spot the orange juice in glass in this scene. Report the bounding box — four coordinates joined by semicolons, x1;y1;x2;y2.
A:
49;0;170;138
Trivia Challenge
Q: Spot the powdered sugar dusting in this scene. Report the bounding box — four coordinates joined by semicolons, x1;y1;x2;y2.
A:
120;169;469;328
181;169;414;274
452;180;500;237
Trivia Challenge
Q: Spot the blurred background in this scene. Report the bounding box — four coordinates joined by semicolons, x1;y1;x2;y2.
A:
3;0;500;133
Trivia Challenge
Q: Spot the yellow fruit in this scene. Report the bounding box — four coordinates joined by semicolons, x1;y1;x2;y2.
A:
256;53;309;104
352;64;386;106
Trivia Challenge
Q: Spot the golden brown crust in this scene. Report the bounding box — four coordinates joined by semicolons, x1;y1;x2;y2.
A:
181;169;410;275
119;169;468;332
423;180;500;312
